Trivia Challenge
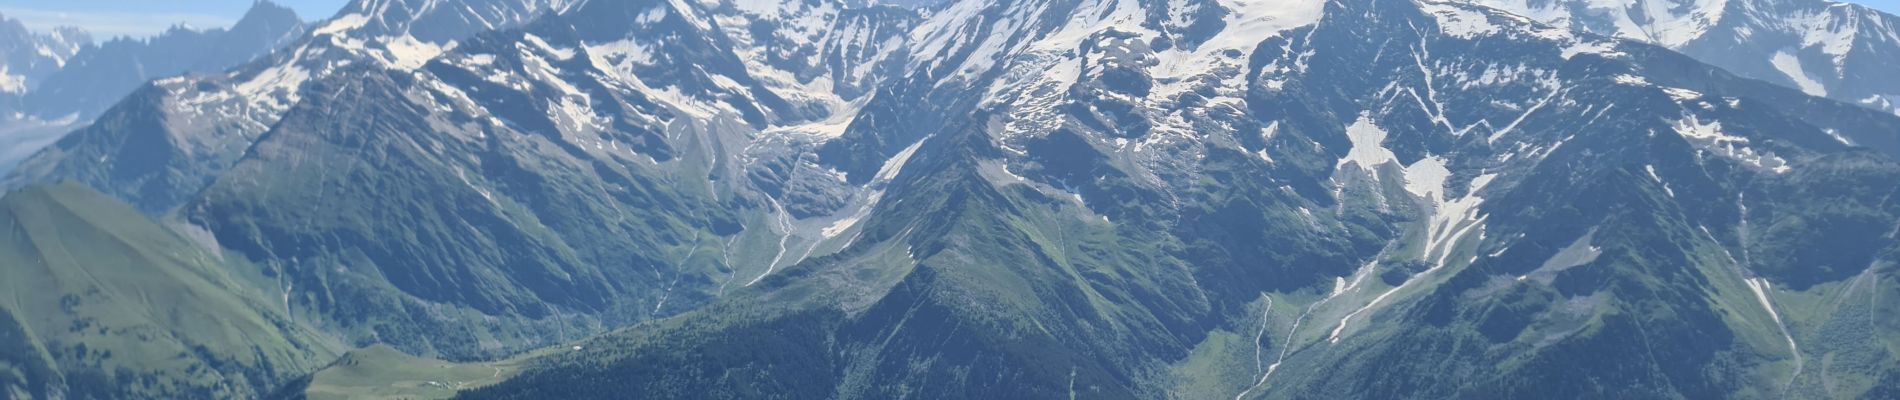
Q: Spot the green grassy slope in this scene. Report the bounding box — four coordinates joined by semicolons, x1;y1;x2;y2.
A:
180;70;742;361
288;345;527;400
0;183;340;398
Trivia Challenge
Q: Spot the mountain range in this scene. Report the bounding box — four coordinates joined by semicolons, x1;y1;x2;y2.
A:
0;15;86;98
0;2;308;176
1469;0;1900;117
2;0;1898;398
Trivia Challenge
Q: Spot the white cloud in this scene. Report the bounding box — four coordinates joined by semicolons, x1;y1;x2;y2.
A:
0;7;233;40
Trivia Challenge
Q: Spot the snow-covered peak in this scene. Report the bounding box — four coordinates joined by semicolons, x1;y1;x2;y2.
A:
329;0;578;42
239;0;574;98
906;0;1323;99
0;15;91;94
1466;0;1900;115
305;0;578;71
1465;0;1731;47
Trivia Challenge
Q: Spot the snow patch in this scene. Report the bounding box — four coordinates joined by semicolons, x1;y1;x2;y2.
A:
665;0;713;31
1423;3;1501;39
584;39;655;69
523;33;577;60
636;6;668;25
584;39;718;118
377;35;451;70
0;66;24;94
314;13;370;36
1337;114;1398;175
1770;50;1827;97
1329;171;1497;344
1402;156;1450;200
463;54;496;66
1483;0;1725;48
1646;165;1676;197
1151;0;1325;91
1746;277;1804;387
1792;9;1860;70
1561;40;1622;60
1823;128;1853;145
1336;116;1459;205
1672;114;1792;174
235;61;311;111
1662;87;1702;102
763;98;860;138
876;137;929;182
819;135;923;241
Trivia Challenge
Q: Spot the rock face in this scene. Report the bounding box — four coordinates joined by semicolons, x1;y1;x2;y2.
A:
0;1;308;176
1467;0;1900;117
0;14;88;175
0;14;87;96
17;1;307;122
8;0;1900;398
449;0;1900;398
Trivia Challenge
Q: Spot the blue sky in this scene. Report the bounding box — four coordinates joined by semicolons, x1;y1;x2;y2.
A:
1;0;1898;40
1862;0;1900;13
0;0;347;40
1854;0;1900;13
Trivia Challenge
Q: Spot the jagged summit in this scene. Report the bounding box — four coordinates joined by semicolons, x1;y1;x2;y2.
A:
1472;0;1900;115
4;0;1899;398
